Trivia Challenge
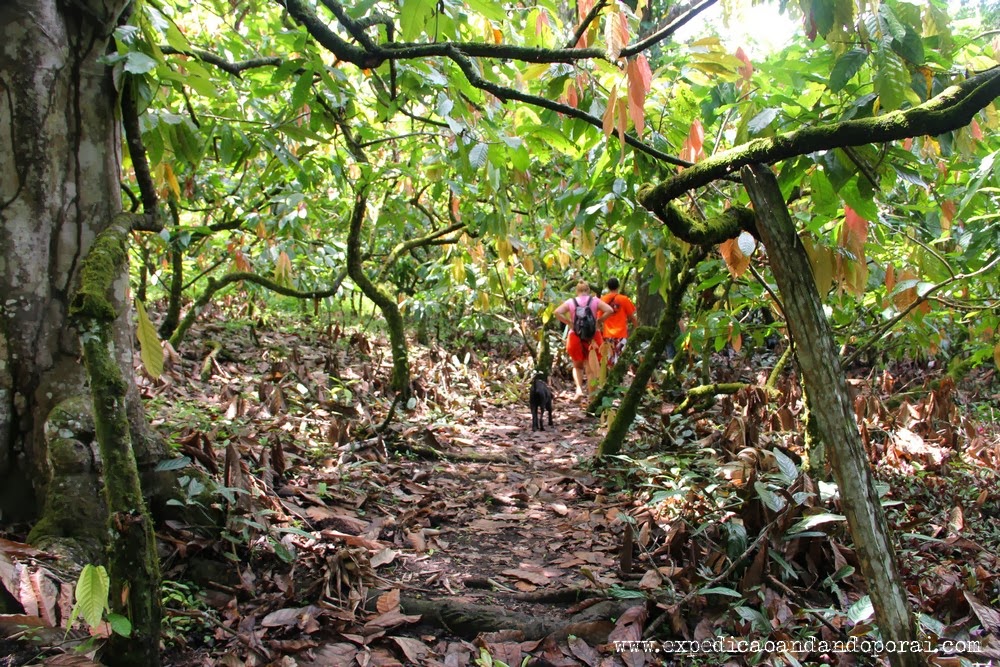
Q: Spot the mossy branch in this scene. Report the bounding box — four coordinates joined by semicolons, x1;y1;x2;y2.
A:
662;204;757;245
69;221;162;666
639;66;1000;212
674;382;780;413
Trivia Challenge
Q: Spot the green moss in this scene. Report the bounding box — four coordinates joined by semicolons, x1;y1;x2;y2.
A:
71;223;129;323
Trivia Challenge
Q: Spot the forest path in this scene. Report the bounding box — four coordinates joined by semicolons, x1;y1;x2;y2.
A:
386;389;622;598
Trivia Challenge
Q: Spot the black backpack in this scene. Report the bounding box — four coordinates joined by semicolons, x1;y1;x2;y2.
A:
573;296;597;342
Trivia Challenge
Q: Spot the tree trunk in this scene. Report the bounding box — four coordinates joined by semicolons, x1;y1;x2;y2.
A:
72;221;163;666
0;0;162;544
345;190;412;399
597;246;706;457
740;164;919;667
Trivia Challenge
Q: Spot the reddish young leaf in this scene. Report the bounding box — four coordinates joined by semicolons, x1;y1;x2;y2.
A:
626;56;651;135
838;205;869;296
735;46;753;81
971;117;983;140
602;86;618;137
680;119;705;163
535;10;550;37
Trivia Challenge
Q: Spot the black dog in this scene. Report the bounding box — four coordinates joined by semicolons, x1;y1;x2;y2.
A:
530;374;554;431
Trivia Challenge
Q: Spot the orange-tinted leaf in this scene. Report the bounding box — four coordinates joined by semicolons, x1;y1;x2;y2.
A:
163;163;180;199
535;11;550;37
615;96;629;161
892;268;919;311
731;329;743;353
971;118;983;140
604;8;629;61
802;235;834;296
719;238;750;277
492;28;503;44
941;199;956;227
994;341;1000;371
885;262;896;293
602;86;618;137
680;119;705;163
735;46;753;80
839;206;869;295
627;57;650;135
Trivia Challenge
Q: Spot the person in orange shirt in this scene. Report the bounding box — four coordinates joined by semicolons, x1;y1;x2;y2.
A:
600;277;638;367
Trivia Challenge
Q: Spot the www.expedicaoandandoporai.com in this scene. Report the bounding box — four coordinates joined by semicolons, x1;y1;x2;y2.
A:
613;637;985;660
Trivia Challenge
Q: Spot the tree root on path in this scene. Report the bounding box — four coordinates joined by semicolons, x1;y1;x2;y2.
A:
462;578;603;604
397;594;645;643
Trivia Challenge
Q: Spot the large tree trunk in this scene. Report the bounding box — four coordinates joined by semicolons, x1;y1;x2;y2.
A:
0;1;161;547
740;164;919;667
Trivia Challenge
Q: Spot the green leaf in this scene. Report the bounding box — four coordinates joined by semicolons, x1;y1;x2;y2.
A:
135;299;164;379
848;595;874;623
469;143;489;170
463;0;507;23
841;179;879;222
771;448;799;485
124;52;158;75
747;107;779;135
699;586;742;597
290;69;314;111
154;456;191;472
517;124;579;157
787;512;846;534
877;4;906;41
754;482;787;512
892;28;924;65
829;49;868;92
107;613;133;637
74;565;110;630
400;0;435;42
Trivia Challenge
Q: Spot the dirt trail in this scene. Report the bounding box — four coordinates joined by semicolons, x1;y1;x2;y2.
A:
389;392;617;596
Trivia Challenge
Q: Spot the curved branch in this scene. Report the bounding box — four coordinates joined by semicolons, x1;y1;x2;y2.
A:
622;0;718;58
662;204;757;244
169;271;346;347
639;66;1000;213
160;45;282;76
382;221;465;272
442;45;686;166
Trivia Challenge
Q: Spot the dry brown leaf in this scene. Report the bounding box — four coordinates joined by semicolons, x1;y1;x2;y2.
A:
376;589;400;615
607;604;648;643
261;605;322;628
502;568;549;586
567;635;600;666
391;636;431;663
964;591;1000;633
298;642;358;667
370;548;398;568
364;609;421;630
638;568;662;590
405;529;427;553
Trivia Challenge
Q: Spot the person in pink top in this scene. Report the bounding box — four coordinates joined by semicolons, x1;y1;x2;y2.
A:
554;281;615;398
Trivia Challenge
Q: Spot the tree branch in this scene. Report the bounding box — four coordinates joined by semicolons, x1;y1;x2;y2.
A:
160;45;282;76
